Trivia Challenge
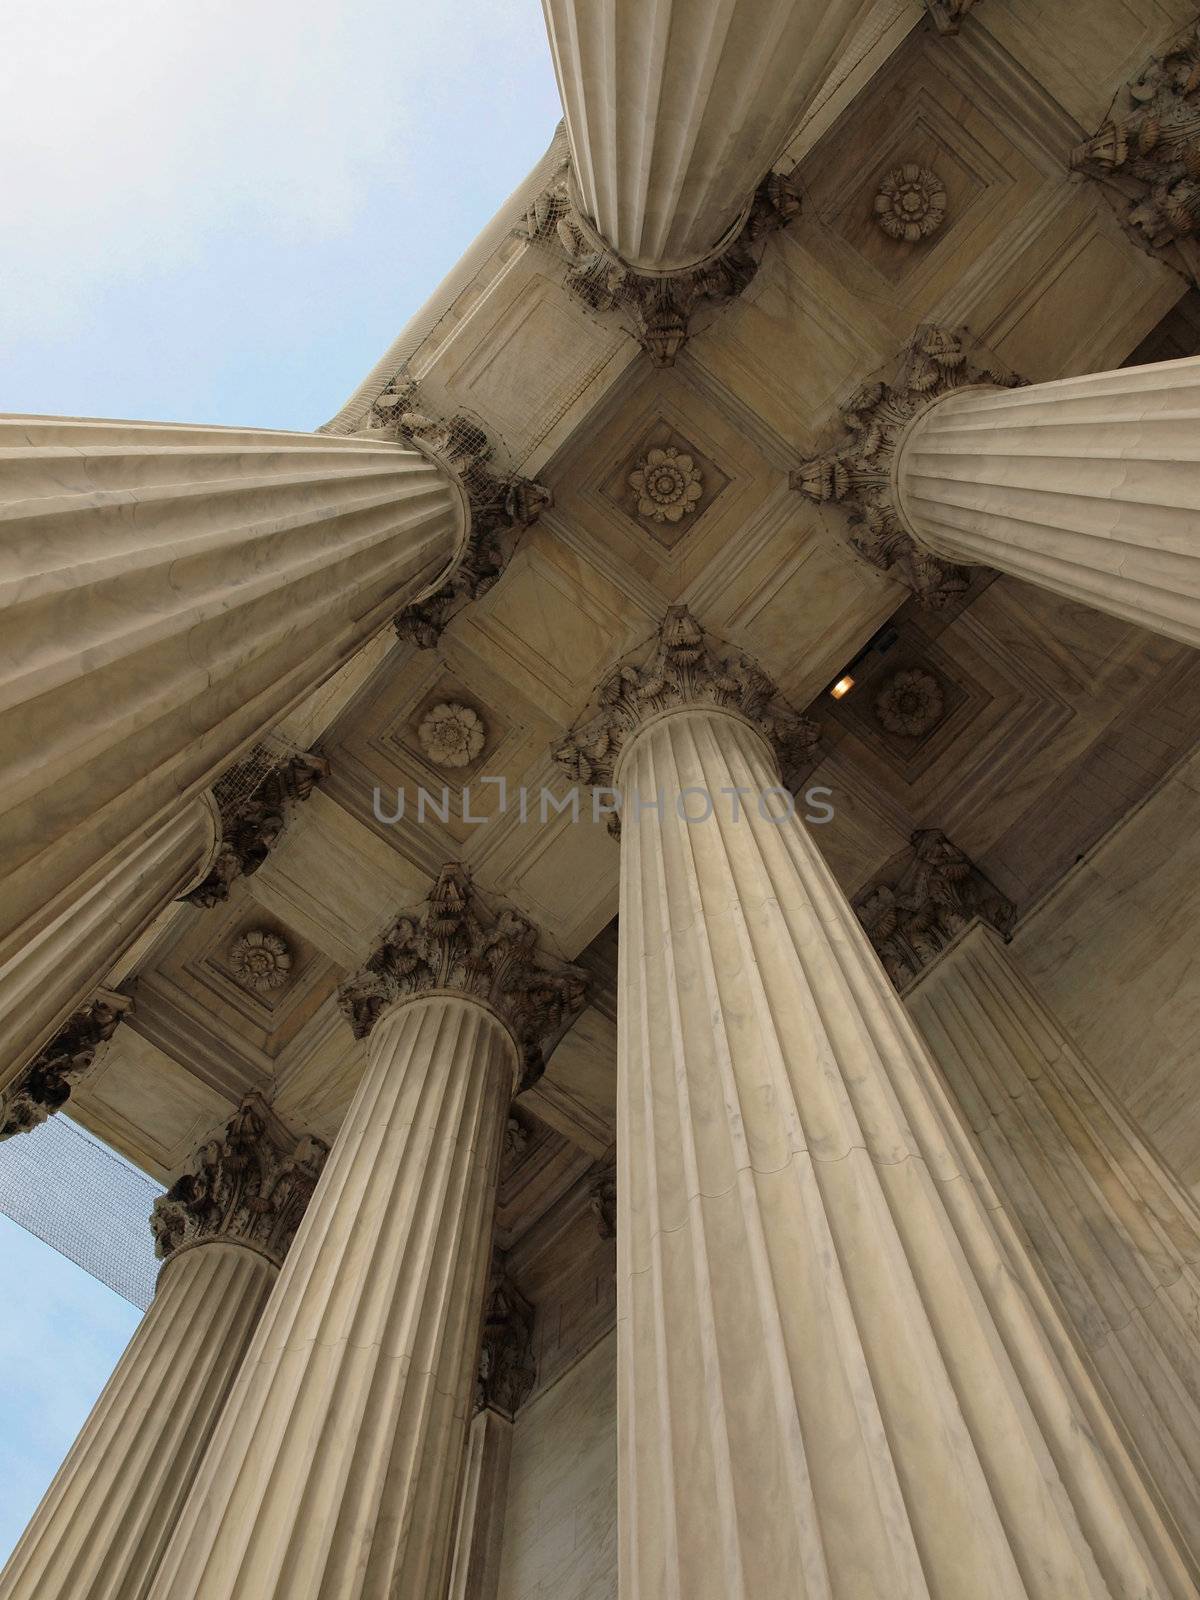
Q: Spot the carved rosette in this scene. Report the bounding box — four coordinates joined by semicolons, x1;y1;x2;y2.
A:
874;667;944;737
515;169;801;366
853;829;1015;990
417;701;486;768
228;928;293;993
553;607;820;823
0;992;133;1141
150;1095;328;1269
337;864;586;1091
629;446;704;523
363;388;552;649
874;165;947;241
185;751;328;909
475;1267;537;1419
790;325;1023;605
1071;26;1200;264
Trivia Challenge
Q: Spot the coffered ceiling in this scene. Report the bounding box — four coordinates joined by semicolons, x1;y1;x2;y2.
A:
65;4;1200;1285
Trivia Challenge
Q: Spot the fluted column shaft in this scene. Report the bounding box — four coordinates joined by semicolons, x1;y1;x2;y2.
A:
908;922;1200;1560
895;356;1200;647
0;415;466;1090
615;704;1194;1597
0;1241;277;1600
147;995;516;1600
0;793;216;1093
446;1408;514;1600
540;0;876;272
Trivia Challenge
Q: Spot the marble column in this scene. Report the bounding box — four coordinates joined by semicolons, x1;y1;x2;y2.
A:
0;1097;326;1600
554;605;1198;1600
0;793;218;1099
0;414;468;1096
908;922;1200;1559
446;1410;514;1600
145;866;584;1600
792;328;1200;638
896;356;1200;647
540;0;877;272
446;1269;536;1600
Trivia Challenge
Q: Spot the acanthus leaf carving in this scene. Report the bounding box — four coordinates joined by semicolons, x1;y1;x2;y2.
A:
185;751;328;909
337;864;586;1092
0;990;133;1141
790;324;1023;606
363;384;552;649
150;1094;328;1269
1071;24;1200;273
475;1265;537;1419
588;1159;617;1240
553;607;820;831
515;167;801;366
853;829;1015;990
924;0;981;34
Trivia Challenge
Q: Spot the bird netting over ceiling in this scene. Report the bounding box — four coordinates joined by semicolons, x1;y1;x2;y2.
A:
0;1115;162;1311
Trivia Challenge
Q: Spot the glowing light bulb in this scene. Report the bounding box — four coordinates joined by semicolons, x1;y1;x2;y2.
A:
830;675;855;700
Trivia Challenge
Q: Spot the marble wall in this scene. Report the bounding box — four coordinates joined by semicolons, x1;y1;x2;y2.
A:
496;1330;616;1600
1013;747;1200;1190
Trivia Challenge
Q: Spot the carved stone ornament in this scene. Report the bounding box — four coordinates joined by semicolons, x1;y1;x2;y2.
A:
185;751;328;909
1070;25;1200;271
874;165;947;241
338;863;587;1091
362;382;552;649
853;829;1015;990
515;168;801;366
553;607;820;829
417;701;486;768
228;928;293;994
629;446;704;523
503;1114;530;1172
874;667;945;737
0;991;133;1141
476;1266;537;1419
589;1160;617;1240
150;1094;328;1269
924;0;980;33
790;324;1023;606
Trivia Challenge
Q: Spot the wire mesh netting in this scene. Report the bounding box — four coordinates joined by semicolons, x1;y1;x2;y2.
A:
212;731;300;821
0;1116;162;1311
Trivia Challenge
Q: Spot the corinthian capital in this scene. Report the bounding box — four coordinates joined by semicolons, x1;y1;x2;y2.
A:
1070;25;1200;263
853;829;1015;990
553;606;819;808
1;991;132;1141
338;865;586;1089
515;169;801;366
790;325;1022;605
924;0;981;32
362;384;552;648
476;1266;537;1419
151;1095;328;1269
185;750;328;909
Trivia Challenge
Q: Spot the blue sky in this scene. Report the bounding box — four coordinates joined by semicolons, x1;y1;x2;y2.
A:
0;1216;141;1559
2;1;563;430
0;0;560;1564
